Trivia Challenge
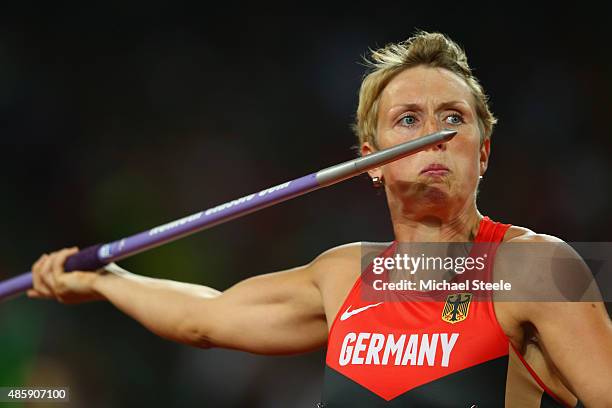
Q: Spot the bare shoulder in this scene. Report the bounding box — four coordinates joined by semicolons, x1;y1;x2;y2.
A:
307;241;392;327
495;225;596;305
503;224;565;244
500;226;576;268
498;224;574;269
308;242;366;283
308;241;393;275
308;241;391;291
310;241;363;265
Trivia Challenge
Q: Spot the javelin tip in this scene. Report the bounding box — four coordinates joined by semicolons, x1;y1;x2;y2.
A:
438;129;458;140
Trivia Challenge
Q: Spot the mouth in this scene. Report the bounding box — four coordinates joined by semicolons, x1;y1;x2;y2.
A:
420;163;450;177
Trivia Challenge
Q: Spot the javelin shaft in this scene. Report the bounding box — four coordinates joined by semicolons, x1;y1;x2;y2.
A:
0;129;456;300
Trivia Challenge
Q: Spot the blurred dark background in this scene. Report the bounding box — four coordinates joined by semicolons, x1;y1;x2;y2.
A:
0;7;610;408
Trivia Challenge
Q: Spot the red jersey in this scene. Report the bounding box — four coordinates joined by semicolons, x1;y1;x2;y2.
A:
322;216;578;407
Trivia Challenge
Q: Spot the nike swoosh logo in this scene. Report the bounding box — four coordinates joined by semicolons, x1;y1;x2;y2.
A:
340;302;383;321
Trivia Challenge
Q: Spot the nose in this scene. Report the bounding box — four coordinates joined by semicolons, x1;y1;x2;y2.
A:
422;118;446;151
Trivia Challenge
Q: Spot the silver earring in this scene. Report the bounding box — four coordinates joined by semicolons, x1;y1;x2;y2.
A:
372;176;384;188
479;175;483;179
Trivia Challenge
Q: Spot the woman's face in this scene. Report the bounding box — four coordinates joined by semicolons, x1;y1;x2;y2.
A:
363;65;490;213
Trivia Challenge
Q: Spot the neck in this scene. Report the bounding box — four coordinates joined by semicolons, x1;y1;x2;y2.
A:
390;199;483;243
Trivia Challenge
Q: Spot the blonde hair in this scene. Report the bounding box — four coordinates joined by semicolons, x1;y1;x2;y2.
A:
353;31;497;149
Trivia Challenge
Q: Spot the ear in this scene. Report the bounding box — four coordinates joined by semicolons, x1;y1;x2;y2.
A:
361;141;383;179
479;138;491;176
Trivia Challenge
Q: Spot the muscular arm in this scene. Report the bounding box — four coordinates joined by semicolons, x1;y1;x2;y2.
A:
30;246;350;355
528;300;612;407
95;262;328;354
503;235;612;407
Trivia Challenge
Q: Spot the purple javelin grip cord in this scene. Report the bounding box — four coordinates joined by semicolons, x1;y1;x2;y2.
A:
0;130;456;300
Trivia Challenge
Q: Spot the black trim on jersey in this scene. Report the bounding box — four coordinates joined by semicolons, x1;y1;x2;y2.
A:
321;355;575;408
322;356;509;407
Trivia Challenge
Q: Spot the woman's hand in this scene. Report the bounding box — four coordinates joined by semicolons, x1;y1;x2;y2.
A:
28;247;105;304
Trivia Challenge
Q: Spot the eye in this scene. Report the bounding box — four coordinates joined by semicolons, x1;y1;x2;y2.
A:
399;115;417;127
445;113;464;125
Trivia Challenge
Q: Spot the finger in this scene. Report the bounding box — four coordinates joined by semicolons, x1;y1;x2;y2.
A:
31;253;46;292
27;289;50;299
32;253;47;271
51;247;80;299
52;247;79;281
41;253;59;296
33;254;54;297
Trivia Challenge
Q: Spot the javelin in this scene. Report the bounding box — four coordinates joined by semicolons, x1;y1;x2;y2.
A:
0;129;456;301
